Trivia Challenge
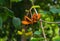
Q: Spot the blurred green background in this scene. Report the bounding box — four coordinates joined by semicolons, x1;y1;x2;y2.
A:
0;0;60;41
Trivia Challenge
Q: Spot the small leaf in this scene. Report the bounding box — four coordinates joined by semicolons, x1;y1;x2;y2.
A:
12;17;21;28
31;37;38;41
34;31;41;35
25;31;32;36
31;37;44;41
17;31;22;35
31;5;40;8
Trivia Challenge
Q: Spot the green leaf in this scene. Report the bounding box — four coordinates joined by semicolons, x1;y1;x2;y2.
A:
53;36;60;41
38;9;48;14
50;7;58;14
31;5;40;8
31;37;44;41
0;7;14;21
31;37;39;41
34;31;41;35
12;17;21;28
0;17;3;29
50;7;60;14
0;36;7;41
57;9;60;13
45;17;51;22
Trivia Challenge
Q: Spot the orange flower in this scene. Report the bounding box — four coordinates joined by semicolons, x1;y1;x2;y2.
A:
37;14;41;19
24;16;32;22
22;16;32;25
22;21;32;25
22;13;41;25
32;13;41;22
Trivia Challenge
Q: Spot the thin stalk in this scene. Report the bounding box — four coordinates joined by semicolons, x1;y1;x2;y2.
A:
40;19;47;41
40;19;60;24
31;0;38;15
21;35;26;41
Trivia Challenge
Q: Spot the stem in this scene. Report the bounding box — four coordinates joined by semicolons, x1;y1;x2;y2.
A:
40;19;60;24
21;35;26;41
40;19;47;41
25;0;38;17
31;0;38;15
44;21;60;24
21;25;27;41
31;1;47;41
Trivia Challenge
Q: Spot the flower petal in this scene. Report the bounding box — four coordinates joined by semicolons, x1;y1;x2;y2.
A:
22;21;31;25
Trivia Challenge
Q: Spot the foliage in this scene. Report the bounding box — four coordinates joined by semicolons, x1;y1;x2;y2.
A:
0;0;60;41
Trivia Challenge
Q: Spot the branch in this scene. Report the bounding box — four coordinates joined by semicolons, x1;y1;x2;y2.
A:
45;22;60;24
40;19;47;41
40;19;60;24
31;0;38;15
31;1;47;41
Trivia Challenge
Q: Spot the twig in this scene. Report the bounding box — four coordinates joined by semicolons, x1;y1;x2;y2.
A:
31;1;47;41
25;0;38;17
31;0;38;15
40;19;60;24
45;22;60;24
40;19;47;41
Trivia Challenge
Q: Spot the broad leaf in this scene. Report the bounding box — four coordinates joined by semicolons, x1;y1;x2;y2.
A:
57;9;60;13
50;7;58;14
12;17;21;28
